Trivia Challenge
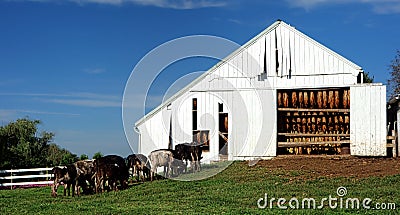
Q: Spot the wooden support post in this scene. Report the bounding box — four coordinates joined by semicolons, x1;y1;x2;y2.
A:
218;131;228;142
392;130;397;157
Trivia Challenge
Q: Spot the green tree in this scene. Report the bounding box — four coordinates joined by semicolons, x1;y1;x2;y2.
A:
388;50;400;97
47;143;78;166
60;152;78;165
93;152;103;159
0;118;77;169
80;154;89;160
0;118;53;168
363;71;374;83
47;144;63;166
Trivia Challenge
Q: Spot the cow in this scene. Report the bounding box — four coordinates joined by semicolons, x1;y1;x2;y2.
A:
174;142;203;173
93;155;129;193
51;164;78;197
74;160;96;195
64;164;80;197
148;149;175;181
127;154;151;182
170;158;186;176
51;160;96;197
51;166;67;197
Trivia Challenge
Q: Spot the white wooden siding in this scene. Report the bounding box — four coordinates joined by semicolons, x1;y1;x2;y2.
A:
137;108;171;156
350;84;387;156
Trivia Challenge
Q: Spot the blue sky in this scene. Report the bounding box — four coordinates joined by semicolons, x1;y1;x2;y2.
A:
1;0;399;158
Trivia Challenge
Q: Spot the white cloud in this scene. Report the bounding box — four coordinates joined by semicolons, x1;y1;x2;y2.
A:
8;0;228;9
227;18;243;25
39;92;122;108
286;0;332;10
66;92;120;100
16;109;80;116
83;68;106;74
0;92;119;100
127;0;227;9
368;0;400;14
0;109;79;123
0;91;122;108
286;0;400;14
71;0;123;5
47;98;121;107
1;91;172;109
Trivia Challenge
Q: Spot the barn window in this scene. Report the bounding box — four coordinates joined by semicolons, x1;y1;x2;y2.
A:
192;98;197;130
218;103;228;156
357;72;363;83
218;103;223;112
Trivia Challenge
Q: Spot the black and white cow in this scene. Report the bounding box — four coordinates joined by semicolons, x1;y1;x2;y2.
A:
174;142;203;173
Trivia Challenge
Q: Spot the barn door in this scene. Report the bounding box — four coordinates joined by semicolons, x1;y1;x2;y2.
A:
219;113;228;155
350;84;386;156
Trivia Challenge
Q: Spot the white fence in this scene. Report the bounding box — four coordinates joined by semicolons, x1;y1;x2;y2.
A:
0;167;54;189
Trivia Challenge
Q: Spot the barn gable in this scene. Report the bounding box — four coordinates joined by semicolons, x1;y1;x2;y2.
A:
136;20;362;127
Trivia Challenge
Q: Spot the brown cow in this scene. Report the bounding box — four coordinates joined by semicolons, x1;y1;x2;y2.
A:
51;167;67;197
51;160;95;197
51;164;78;197
171;158;186;176
93;155;129;193
127;154;151;182
74;160;96;195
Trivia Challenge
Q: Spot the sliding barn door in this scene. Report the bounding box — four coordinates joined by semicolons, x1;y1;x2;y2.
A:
350;84;386;156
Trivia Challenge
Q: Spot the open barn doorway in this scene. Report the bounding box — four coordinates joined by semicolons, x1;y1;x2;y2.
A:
218;103;228;158
276;88;351;155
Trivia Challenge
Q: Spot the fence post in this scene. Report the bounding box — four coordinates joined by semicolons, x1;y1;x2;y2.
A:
10;169;12;190
395;130;398;157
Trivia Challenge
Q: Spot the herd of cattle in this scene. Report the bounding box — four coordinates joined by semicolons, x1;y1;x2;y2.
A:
51;143;203;197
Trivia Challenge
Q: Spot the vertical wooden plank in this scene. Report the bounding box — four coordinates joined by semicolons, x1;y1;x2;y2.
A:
267;33;274;78
222;64;227;90
350;86;359;155
397;109;400;157
242;49;248;89
379;85;387;156
361;86;369;155
369;85;376;155
289;29;295;76
231;55;237;89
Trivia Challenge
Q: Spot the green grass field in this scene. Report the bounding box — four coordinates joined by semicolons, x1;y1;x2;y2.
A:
0;161;399;214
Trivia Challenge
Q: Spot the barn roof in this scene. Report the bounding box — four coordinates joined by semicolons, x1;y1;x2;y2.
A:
135;20;363;127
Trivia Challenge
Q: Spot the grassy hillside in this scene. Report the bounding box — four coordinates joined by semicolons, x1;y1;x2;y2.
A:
0;161;399;214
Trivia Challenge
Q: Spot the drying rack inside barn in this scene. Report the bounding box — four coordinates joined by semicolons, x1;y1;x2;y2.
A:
277;88;351;155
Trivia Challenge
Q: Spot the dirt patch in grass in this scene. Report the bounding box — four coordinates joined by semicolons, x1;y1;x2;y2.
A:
253;155;400;180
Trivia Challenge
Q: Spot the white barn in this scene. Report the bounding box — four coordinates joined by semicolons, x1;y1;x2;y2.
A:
135;20;387;162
